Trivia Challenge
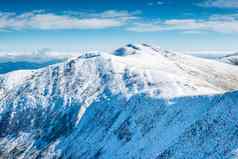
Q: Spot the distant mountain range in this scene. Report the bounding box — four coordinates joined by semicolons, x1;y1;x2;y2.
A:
1;44;238;158
219;52;238;65
191;52;238;66
0;61;62;74
0;48;79;74
1;48;237;74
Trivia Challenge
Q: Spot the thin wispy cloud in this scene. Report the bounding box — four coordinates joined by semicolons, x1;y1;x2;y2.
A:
127;21;164;32
1;9;238;34
148;1;164;6
197;0;238;9
87;10;140;20
181;30;207;34
0;10;139;30
127;14;238;33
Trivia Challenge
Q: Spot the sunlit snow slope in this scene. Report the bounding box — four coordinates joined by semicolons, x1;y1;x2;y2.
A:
1;44;238;159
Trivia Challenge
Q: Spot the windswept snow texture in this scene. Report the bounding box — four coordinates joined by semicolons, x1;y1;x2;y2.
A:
1;44;238;159
220;52;238;65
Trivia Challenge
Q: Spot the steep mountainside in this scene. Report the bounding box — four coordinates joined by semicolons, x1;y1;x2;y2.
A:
0;70;35;99
0;44;238;159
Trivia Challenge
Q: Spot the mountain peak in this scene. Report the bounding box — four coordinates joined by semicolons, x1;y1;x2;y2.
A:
112;43;142;56
1;44;238;158
112;43;174;57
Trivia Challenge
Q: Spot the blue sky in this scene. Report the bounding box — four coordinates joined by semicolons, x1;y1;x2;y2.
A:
0;0;238;54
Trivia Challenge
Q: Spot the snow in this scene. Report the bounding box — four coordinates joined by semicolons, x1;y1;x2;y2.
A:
0;44;238;158
220;52;238;65
0;70;35;99
109;44;238;98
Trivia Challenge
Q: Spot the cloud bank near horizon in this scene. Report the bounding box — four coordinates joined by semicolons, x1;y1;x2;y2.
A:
1;10;238;34
197;0;238;9
127;14;238;33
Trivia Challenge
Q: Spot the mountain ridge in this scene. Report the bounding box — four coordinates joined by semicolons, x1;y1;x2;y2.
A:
0;44;238;158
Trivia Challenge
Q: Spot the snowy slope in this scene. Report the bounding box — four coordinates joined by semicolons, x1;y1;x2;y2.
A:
0;70;35;99
0;44;238;159
220;52;238;65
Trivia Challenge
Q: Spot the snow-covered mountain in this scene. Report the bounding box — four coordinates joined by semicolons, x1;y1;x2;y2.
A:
1;44;238;159
220;52;238;65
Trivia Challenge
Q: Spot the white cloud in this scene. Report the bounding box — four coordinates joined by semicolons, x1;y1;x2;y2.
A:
127;22;165;32
91;10;140;19
157;1;164;5
0;10;139;30
2;9;238;34
127;14;238;33
197;0;238;8
181;30;207;34
148;1;164;6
